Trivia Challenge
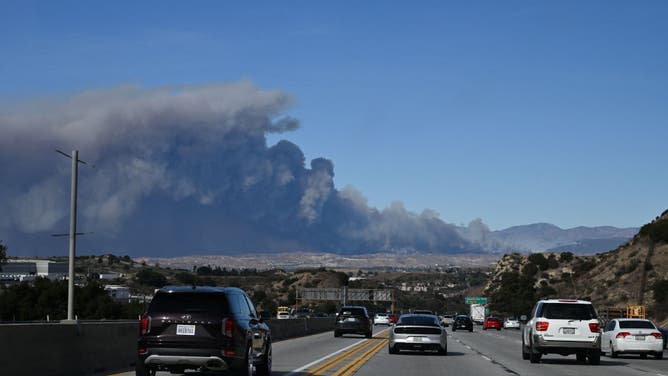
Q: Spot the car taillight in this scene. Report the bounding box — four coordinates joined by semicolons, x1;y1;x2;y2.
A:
336;316;342;322
588;323;600;333
222;318;235;338
140;315;151;335
651;332;663;339
616;331;631;338
535;321;549;331
138;346;148;355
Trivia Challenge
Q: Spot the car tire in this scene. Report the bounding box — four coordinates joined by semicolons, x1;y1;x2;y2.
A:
529;341;541;363
576;352;586;362
334;330;341;338
497;328;501;331
365;331;372;339
640;353;647;359
135;361;155;376
256;340;272;376
588;350;601;365
439;346;447;355
469;328;473;332
522;337;530;360
388;345;399;354
452;327;456;332
232;345;254;376
655;352;664;360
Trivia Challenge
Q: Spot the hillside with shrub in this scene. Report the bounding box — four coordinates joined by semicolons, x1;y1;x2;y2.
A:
485;210;668;326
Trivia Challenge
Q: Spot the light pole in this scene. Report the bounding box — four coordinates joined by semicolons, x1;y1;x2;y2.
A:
54;149;92;323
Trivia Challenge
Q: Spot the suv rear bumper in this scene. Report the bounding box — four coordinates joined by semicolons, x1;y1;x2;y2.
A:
143;354;229;370
534;334;600;351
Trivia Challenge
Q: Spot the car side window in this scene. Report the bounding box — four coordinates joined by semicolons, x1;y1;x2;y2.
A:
244;294;258;318
531;303;540;318
230;294;251;316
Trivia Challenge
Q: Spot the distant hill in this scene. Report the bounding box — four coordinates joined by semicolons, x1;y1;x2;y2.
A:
489;223;638;253
484;210;668;325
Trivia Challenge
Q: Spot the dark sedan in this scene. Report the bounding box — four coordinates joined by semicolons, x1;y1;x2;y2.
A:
452;315;473;332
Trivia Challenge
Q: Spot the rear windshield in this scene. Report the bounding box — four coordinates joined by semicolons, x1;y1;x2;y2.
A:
487;318;500;322
540;303;597;320
339;308;366;316
398;316;440;326
619;320;656;329
148;292;229;315
455;316;471;322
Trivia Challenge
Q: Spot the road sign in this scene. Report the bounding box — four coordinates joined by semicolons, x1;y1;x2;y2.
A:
464;297;488;304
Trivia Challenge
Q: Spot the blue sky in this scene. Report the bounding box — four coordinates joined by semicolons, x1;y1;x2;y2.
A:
1;1;667;231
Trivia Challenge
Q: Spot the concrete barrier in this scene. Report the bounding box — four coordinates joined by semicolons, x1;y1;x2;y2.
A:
0;317;334;376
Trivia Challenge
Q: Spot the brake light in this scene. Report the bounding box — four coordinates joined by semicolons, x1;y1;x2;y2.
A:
558;299;577;302
588;323;600;333
140;316;151;335
336;316;342;322
651;332;663;339
222;318;235;338
616;331;631;338
138;346;148;355
535;321;549;331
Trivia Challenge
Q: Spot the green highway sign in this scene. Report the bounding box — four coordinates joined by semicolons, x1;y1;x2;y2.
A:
464;297;488;304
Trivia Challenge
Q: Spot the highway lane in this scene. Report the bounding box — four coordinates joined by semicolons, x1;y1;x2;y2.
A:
110;325;667;376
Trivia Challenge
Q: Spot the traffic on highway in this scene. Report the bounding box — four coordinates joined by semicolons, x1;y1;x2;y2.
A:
112;321;667;376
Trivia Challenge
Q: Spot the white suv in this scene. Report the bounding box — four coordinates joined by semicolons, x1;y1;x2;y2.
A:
522;298;601;365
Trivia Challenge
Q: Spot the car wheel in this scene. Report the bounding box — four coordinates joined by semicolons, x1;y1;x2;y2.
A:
256;340;272;376
439;346;447;355
469;328;473;332
365;331;372;338
452;327;456;332
588;350;600;365
388;344;399;354
529;340;541;363
334;330;341;338
497;328;501;331
233;346;254;376
522;337;530;360
135;361;155;376
576;352;586;362
640;353;647;359
655;351;664;360
610;342;618;358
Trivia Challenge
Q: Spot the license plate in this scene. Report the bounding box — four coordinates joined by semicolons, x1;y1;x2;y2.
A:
345;317;357;322
635;335;645;341
409;337;425;342
176;324;196;335
563;328;575;335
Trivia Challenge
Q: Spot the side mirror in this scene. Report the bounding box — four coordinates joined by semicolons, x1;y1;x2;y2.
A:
519;315;527;323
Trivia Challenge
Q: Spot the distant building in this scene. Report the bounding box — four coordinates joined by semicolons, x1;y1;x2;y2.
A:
104;285;130;301
0;259;68;281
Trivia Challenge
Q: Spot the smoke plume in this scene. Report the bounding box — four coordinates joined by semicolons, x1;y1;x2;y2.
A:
0;82;477;256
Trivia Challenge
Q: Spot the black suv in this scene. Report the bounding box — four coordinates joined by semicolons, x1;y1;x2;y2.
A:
136;286;271;376
452;315;474;332
334;306;373;338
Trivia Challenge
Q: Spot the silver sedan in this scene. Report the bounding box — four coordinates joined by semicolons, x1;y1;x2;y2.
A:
388;314;447;355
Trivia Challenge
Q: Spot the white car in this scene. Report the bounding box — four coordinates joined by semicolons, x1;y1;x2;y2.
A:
374;312;391;325
601;318;663;359
504;317;520;329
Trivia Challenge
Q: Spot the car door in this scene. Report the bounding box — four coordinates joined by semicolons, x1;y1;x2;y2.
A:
601;320;616;352
243;293;269;357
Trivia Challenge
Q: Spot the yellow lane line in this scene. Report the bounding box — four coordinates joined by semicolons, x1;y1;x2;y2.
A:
333;337;388;376
306;338;380;376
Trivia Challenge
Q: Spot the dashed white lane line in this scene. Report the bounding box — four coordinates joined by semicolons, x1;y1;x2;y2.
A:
481;355;492;362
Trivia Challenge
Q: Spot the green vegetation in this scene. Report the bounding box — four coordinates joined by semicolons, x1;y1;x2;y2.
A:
528;253;548;271
0;240;7;271
489;271;536;317
639;217;668;243
653;279;668;304
0;278;145;321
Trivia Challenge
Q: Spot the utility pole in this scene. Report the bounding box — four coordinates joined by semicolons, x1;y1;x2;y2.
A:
54;149;92;323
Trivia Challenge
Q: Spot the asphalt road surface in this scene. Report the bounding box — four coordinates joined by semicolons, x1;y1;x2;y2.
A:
110;325;667;376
